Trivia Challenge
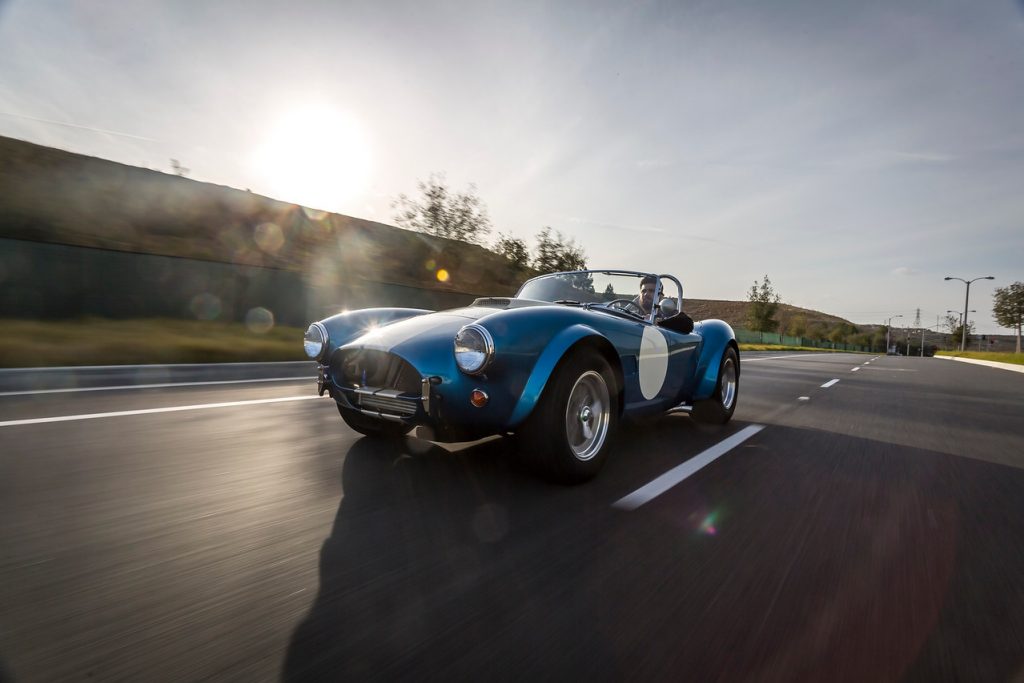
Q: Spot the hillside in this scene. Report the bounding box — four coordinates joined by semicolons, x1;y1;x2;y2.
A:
686;299;856;332
0;135;527;296
0;135;859;329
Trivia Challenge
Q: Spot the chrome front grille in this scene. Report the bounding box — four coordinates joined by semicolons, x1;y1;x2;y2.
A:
354;388;419;417
331;348;421;394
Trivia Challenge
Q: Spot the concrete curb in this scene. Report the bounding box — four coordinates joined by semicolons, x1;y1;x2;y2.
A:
934;355;1024;374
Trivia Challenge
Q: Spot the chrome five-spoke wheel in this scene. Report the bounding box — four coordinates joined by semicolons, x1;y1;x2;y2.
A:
564;370;611;461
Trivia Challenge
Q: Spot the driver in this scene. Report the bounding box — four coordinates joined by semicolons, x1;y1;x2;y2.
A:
636;274;695;333
637;274;661;317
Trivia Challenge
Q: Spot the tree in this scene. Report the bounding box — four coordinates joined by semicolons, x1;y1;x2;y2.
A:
993;281;1024;353
786;315;808;338
532;227;587;274
392;173;491;244
941;313;975;349
493;232;530;269
746;275;781;337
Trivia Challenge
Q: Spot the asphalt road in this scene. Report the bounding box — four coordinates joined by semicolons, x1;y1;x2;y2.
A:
1;353;1023;682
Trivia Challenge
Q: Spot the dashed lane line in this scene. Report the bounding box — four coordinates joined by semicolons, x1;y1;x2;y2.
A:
821;379;840;388
613;425;765;511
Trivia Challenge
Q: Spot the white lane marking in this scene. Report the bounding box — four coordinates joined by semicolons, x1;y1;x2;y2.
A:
863;362;871;365
0;376;314;397
0;361;312;373
742;354;825;362
798;396;810;401
613;425;764;511
0;395;322;428
851;367;860;372
821;379;840;388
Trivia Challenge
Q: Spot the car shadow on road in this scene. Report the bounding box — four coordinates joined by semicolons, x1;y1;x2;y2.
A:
280;423;1024;682
280;433;633;681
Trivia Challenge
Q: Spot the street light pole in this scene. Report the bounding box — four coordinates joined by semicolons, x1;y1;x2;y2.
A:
885;314;902;354
945;276;994;351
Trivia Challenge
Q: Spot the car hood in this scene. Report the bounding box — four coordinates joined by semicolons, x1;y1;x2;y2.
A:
344;307;489;356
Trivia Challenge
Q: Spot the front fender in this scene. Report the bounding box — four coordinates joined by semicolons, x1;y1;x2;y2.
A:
693;319;737;400
507;324;603;428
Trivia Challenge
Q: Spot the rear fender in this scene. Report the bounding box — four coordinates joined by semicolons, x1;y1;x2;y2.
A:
693;320;738;400
507;324;608;428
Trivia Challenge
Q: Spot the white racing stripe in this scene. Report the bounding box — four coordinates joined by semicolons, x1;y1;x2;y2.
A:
0;395;322;428
0;376;314;397
821;379;840;388
613;425;764;511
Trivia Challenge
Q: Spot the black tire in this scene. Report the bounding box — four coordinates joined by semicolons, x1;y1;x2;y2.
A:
692;346;739;425
517;349;619;484
337;403;411;438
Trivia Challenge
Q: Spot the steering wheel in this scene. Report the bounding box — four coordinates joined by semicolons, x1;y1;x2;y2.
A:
605;299;645;317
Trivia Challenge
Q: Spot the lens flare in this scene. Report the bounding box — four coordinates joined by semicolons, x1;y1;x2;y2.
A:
436;268;450;282
254;222;285;254
699;511;719;536
302;207;329;221
189;293;222;320
245;307;275;334
425;259;436;271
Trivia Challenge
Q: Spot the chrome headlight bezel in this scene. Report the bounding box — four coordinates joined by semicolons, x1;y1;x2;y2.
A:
453;324;494;375
304;322;329;361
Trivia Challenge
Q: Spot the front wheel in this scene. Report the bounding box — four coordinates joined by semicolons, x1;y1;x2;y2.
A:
517;349;618;484
337;404;411;438
692;346;739;425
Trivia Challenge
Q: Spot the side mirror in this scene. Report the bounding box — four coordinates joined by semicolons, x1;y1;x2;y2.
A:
658;297;678;317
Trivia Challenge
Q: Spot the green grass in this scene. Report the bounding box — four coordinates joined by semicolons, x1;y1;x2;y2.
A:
738;344;874;353
935;350;1024;366
0;318;307;367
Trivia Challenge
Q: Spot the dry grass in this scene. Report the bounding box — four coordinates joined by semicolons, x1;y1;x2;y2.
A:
0;318;886;368
935;350;1024;366
0;319;306;367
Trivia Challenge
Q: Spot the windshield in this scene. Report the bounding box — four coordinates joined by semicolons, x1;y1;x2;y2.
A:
515;270;682;320
517;271;651;305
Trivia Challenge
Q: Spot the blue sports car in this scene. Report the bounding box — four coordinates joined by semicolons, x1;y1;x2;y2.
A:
304;270;739;483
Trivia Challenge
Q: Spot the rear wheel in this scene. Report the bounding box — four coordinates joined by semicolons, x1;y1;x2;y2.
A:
517;349;618;484
692;346;739;424
337;404;411;438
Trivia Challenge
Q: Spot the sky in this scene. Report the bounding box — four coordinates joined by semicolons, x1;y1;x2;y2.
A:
1;0;1022;334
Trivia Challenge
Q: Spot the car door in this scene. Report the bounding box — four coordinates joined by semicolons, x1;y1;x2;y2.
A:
637;320;700;407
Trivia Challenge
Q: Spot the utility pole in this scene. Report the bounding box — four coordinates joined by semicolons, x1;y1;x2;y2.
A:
945;276;994;351
886;315;902;354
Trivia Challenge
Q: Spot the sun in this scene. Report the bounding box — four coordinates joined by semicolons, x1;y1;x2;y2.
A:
253;105;371;213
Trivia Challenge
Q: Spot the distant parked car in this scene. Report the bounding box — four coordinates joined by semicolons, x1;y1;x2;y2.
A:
304;270;739;483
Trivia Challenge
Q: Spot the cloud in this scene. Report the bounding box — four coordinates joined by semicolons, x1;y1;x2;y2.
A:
892;266;920;276
888;151;956;164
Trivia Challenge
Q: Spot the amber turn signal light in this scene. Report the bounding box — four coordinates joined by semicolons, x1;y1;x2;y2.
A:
470;389;489;408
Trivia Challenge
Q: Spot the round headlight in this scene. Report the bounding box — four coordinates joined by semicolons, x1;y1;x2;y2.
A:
454;324;494;375
304;323;328;361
